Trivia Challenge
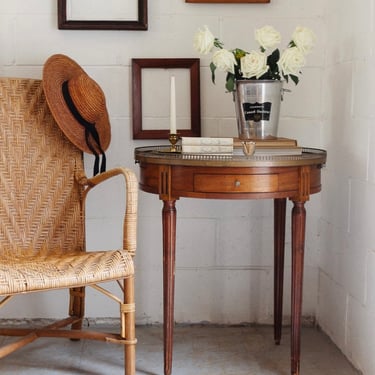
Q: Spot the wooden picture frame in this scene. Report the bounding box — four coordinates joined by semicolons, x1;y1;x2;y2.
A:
132;58;201;140
58;0;148;30
186;0;269;3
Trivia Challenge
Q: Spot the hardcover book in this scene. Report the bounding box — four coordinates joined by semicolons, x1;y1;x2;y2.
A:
233;137;298;148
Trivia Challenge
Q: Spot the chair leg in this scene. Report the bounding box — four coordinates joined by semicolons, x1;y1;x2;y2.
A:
123;276;136;375
69;287;85;330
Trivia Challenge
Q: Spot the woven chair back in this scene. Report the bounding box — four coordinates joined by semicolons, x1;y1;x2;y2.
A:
0;78;85;257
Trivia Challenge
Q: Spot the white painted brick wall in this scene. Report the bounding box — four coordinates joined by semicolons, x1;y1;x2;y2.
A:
318;0;375;374
0;1;324;319
4;1;374;374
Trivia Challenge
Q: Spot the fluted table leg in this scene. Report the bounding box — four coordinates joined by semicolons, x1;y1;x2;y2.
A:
291;201;306;375
162;200;177;375
274;198;286;345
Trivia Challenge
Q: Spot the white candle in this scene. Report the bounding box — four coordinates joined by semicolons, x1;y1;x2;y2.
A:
170;76;177;134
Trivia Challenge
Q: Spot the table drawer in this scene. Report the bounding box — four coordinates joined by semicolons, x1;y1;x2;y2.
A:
194;174;278;193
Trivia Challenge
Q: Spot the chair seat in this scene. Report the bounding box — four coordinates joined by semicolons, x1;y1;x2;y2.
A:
0;250;134;295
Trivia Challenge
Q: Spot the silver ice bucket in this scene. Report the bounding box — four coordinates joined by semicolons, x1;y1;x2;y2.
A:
234;80;283;140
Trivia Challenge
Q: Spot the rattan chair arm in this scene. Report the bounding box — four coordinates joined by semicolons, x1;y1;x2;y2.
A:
81;168;138;257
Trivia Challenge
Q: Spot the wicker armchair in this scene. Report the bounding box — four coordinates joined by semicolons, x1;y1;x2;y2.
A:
0;78;138;375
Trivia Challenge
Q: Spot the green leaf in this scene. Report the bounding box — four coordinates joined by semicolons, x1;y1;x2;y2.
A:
233;63;242;80
266;49;280;79
210;62;217;84
290;74;299;85
214;38;224;49
233;48;246;62
225;74;235;92
267;49;280;68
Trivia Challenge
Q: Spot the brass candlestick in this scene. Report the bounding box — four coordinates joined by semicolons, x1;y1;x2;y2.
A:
169;133;179;152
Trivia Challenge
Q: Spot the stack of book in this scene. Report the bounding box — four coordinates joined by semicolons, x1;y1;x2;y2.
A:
234;137;302;156
180;137;302;156
181;137;234;154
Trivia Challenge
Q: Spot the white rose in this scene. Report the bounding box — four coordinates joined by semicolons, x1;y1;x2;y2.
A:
212;49;237;74
292;26;316;54
278;47;306;76
255;25;281;50
240;51;268;79
193;25;215;55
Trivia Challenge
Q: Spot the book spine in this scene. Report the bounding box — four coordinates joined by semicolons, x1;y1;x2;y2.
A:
233;138;297;148
182;145;233;153
254;147;302;155
182;137;233;146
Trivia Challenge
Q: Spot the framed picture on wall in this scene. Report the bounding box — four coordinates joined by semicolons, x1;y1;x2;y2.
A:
58;0;148;30
132;58;201;140
186;0;269;3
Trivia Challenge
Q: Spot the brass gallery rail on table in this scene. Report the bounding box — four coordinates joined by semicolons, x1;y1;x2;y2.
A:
134;146;327;375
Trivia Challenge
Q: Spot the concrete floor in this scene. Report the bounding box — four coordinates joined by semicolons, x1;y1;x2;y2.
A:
0;324;361;375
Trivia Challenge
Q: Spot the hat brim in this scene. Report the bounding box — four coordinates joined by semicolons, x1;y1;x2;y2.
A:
42;54;110;155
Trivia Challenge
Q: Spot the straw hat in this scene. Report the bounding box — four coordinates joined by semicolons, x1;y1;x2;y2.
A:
43;54;110;173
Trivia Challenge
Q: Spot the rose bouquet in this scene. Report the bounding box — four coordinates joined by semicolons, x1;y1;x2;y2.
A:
193;25;316;92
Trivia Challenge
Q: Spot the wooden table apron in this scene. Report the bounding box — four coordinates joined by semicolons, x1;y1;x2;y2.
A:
134;146;326;375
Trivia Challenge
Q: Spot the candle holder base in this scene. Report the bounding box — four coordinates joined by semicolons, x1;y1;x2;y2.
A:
169;133;179;152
